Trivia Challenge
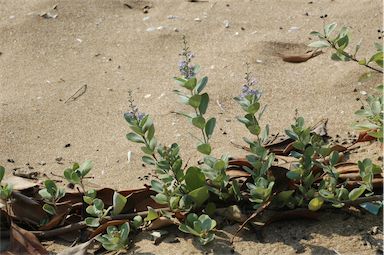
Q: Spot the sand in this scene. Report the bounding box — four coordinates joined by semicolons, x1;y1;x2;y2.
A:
0;0;383;254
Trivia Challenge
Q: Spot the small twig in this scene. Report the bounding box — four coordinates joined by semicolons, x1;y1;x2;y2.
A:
64;84;87;103
31;208;170;238
231;196;274;243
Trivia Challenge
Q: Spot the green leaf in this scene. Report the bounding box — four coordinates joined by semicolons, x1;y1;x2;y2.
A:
132;215;143;229
199;214;216;231
78;160;93;177
324;22;337;37
43;204;56;215
183;78;197;90
329;151;339;165
63;169;73;182
348;186;366;201
185;167;206;191
147;125;155;141
199;233;215;245
247;102;260;114
142;156;156;165
286;168;302;180
308;40;331;48
196;76;208;93
174;77;188;85
151;193;168;205
205;118;216;139
204;202;216;216
85;217;100;227
39;189;52;200
112;192;127;216
197;143;211;155
83;196;94;205
126;132;145;143
188;186;209;207
189;95;201;108
93;198;105;211
179;224;200;236
44;180;57;196
198;93;209;115
70;171;81;184
358;58;367;65
144;207;159;222
0;166;4;183
150;180;163;193
192;116;206;129
119;222;130;241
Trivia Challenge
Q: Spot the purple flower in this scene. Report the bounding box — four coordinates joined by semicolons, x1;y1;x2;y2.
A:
239;67;261;99
124;109;145;121
178;37;197;79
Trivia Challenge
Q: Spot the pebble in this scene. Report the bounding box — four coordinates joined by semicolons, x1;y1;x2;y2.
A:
360;91;367;95
157;26;165;30
194;18;201;22
144;94;151;98
127;151;132;163
167;15;177;19
288;26;300;32
256;59;263;63
234;32;239;36
146;27;156;32
143;16;150;21
173;28;179;32
107;88;113;91
224;20;230;28
55;157;63;162
76;38;83;43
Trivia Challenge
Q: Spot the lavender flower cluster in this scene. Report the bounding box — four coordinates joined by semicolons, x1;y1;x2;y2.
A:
239;67;262;99
124;110;145;121
125;90;145;121
178;36;196;79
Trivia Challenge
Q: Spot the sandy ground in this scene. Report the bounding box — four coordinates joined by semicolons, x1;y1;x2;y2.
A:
0;0;383;254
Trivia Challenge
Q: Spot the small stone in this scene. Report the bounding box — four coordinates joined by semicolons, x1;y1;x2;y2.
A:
360;91;367;95
353;88;358;92
146;27;156;32
194;17;201;22
144;94;151;98
241;27;245;30
224;20;230;28
370;226;379;235
288;26;300;32
143;16;150;21
256;59;263;63
167;15;177;19
107;88;113;91
173;28;179;32
55;157;63;162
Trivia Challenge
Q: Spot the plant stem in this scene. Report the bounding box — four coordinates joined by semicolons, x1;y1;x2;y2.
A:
326;39;383;74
